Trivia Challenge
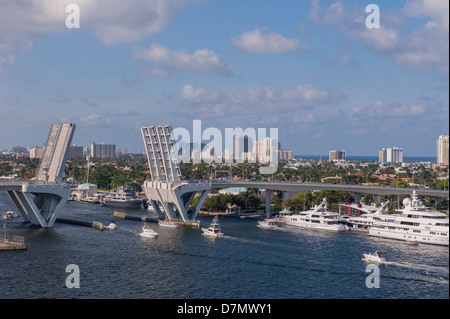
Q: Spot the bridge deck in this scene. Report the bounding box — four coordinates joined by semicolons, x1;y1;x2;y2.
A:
189;179;449;199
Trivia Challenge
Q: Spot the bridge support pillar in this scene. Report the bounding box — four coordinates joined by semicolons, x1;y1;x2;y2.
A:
354;193;361;204
374;195;381;204
435;198;441;209
6;184;71;228
265;189;272;218
283;191;291;207
143;181;211;222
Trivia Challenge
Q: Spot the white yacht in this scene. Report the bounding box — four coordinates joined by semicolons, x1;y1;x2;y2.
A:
158;219;181;228
340;201;390;231
257;219;280;229
369;191;449;246
362;251;386;264
202;216;224;238
102;186;143;209
282;198;348;231
140;224;158;238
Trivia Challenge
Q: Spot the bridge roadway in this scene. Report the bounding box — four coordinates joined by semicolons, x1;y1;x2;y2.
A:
189;179;449;199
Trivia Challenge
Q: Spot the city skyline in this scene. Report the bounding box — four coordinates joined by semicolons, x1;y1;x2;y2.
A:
0;0;448;156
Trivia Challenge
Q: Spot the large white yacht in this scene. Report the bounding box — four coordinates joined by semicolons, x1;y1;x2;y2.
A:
339;201;390;231
282;198;348;231
102;186;143;209
369;191;449;246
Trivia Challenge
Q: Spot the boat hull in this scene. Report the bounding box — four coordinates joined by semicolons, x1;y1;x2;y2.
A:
201;228;223;237
283;218;347;231
369;228;449;246
102;200;142;209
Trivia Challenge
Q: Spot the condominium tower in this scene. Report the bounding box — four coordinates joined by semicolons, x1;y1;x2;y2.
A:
436;135;449;165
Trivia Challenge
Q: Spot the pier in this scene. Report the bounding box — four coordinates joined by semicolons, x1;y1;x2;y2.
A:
0;234;26;251
56;218;104;231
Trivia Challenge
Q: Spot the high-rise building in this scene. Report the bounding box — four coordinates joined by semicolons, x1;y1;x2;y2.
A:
234;135;252;162
68;144;83;160
252;137;278;163
379;148;387;162
387;147;403;163
436;135;449;165
9;145;28;154
380;147;403;163
279;149;293;161
90;142;115;159
29;147;45;159
329;150;346;161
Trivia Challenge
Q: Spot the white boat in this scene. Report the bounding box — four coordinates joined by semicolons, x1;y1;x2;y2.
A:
369;191;449;246
282;198;348;231
102;186;143;209
105;222;116;230
158;219;180;228
340;201;390;231
362;251;386;263
3;211;14;219
202;216;224;238
140;224;158;238
257;219;280;229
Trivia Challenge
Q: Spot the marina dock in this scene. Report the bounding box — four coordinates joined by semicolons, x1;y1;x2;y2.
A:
56;218;104;231
113;211;160;223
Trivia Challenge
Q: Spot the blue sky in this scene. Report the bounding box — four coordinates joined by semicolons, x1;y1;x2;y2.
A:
0;0;448;156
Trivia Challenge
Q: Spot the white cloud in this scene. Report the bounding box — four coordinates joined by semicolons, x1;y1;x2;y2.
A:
179;83;345;117
0;0;196;45
231;26;308;54
347;101;425;121
309;0;449;74
180;84;219;102
133;44;233;76
0;54;15;75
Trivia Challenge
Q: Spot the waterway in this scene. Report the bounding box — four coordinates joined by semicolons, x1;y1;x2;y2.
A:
0;192;448;299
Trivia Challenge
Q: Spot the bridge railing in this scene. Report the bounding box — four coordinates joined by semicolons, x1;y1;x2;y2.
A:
184;178;448;196
0;179;68;187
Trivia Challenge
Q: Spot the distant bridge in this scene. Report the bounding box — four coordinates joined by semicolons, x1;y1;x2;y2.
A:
1;123;75;227
195;179;449;199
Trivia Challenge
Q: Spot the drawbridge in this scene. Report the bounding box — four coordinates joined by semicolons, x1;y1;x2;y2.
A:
0;123;75;227
141;125;211;224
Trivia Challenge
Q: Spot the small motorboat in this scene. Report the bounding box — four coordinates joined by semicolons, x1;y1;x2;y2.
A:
158;219;180;228
105;222;116;230
140;224;158;238
5;211;14;219
362;251;386;263
406;240;419;246
202;216;223;238
257;219;279;229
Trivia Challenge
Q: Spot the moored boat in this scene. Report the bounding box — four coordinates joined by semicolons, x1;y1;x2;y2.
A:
282;198;348;231
158;219;181;228
368;191;449;246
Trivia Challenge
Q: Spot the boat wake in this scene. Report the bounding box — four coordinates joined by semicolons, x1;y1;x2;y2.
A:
383;261;449;285
384;261;449;273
